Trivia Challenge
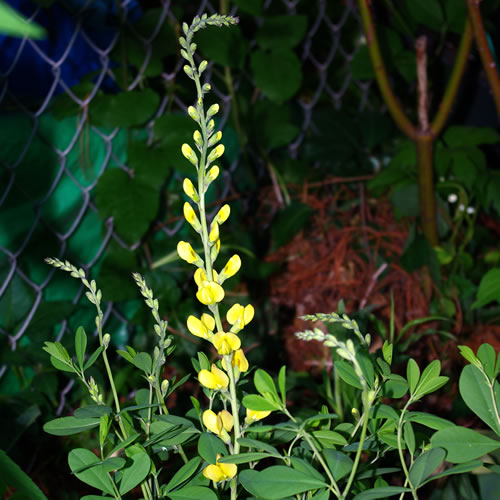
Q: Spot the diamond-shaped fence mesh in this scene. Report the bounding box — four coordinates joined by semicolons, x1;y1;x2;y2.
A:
0;0;377;385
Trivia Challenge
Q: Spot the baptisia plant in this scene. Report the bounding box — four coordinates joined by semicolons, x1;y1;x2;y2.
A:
39;12;500;500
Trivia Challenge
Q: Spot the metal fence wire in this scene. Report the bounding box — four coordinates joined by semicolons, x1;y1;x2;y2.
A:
0;0;376;386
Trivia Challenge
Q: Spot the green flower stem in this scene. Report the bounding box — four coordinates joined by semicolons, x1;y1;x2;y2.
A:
341;396;372;500
397;400;418;500
107;471;123;500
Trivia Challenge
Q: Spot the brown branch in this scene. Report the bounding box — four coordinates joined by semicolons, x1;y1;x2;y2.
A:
466;0;500;118
416;36;429;132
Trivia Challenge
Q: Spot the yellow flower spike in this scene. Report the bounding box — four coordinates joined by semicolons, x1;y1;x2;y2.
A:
177;241;202;265
215;204;230;225
245;408;272;424
203;455;237;483
219;255;241;284
198;364;229;390
183;178;199;202
211;331;241;355
207;144;225;164
186;314;214;339
181;143;198;167
196;280;224;305
183;202;201;232
208;130;222;148
209;221;219;243
222;348;249;373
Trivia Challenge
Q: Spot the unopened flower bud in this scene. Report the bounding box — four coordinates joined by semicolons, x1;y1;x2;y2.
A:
208;131;222;148
207;119;215;135
207;103;219;119
102;333;111;348
183;178;199;202
199;60;208;74
193;130;203;149
207;144;224;164
161;379;169;396
202;83;211;93
181;143;198;167
183;65;194;79
188;106;199;122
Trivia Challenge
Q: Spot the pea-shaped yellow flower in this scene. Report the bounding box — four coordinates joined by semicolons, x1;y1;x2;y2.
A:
214;204;230;225
203;409;234;440
203;455;237;483
187;313;215;339
194;268;224;305
209;221;219;243
211;331;241;355
222;348;249;373
227;303;254;333
183;202;200;232
245;408;272;424
218;254;241;284
183;178;199;202
198;364;229;390
177;241;201;265
206;165;219;183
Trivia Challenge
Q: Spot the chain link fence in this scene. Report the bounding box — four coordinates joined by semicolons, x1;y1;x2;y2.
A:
0;0;376;387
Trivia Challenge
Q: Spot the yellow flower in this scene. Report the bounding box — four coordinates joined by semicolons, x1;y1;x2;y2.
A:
208;130;222;148
194;268;224;305
203;409;234;438
198;364;229;390
193;130;203;149
203;455;237;483
218;255;241;283
183;178;199;202
177;241;201;265
215;204;230;225
187;313;215;339
207;144;225;164
245;408;272;424
181;143;198;167
209;222;219;243
222;349;249;373
183;202;200;231
187;106;199;121
226;304;254;333
211;331;241;355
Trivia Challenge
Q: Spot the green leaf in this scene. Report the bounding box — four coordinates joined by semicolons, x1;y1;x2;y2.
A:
98;247;138;301
382;341;393;365
132;352;152;374
431;426;500;463
420;460;483;486
254;369;279;399
242;394;281;411
84;346;103;371
407;358;420;395
311;430;347;447
74;405;112;419
0;449;47;499
404;0;443;31
405;412;455;431
414;376;449;400
0;2;45;38
404;422;416;455
217;452;272;464
391;184;419;217
271;201;313;251
75;326;87;371
167;486;217;500
232;0;263;15
95;168;159;245
351;46;374;80
414;360;442;394
250;100;299;150
119;449;151;495
382;374;408;399
409;448;446;487
459;365;500;436
278;365;287;404
335;360;363;389
238;438;280;456
250;48;302;103
323;449;353;481
107;433;140;458
256;15;307;49
443;126;500;147
90;89;159;128
197;432;227;464
239;466;327;499
477;343;497;381
68;448;115;496
473;269;500;309
128;140;171;189
196;25;247;68
164;457;200;493
353;486;411;499
443;0;467;33
458;345;480;367
44;416;100;436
